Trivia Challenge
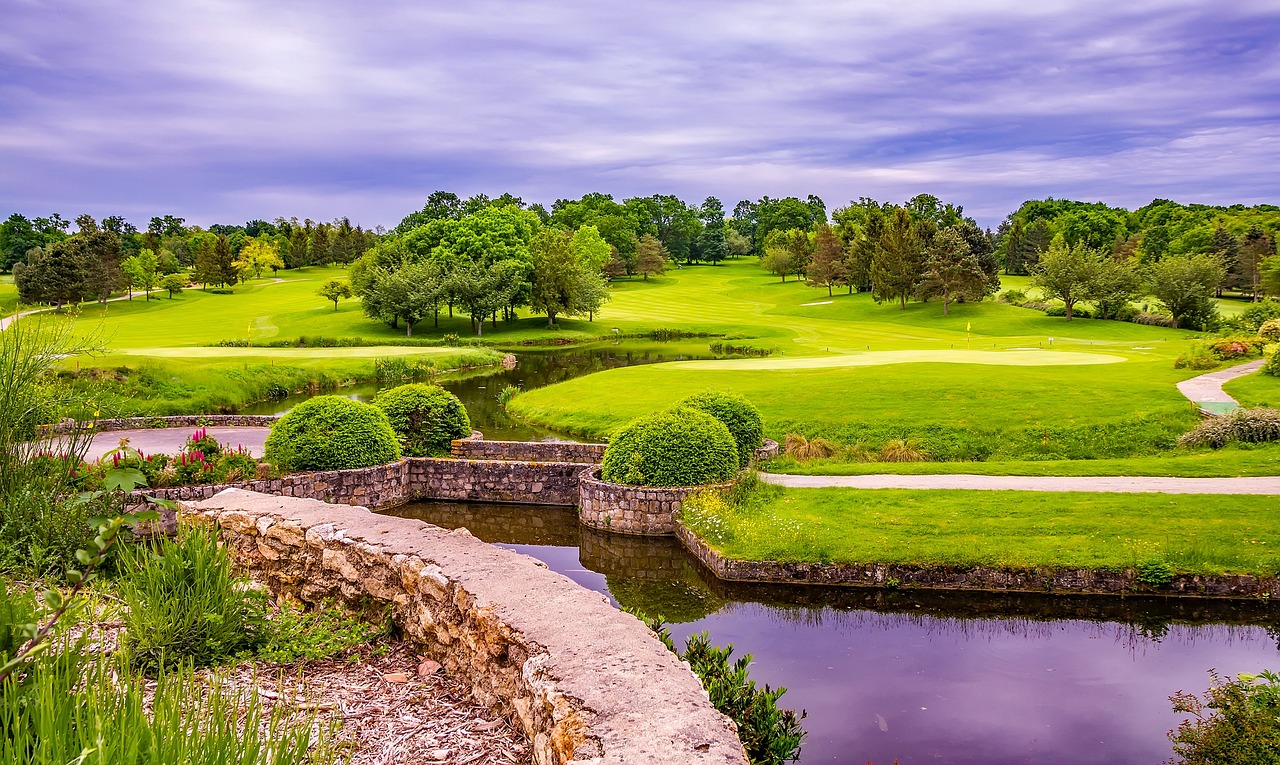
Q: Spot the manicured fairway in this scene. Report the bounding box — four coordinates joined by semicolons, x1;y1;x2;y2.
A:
671;349;1125;370
682;487;1280;575
0;276;16;317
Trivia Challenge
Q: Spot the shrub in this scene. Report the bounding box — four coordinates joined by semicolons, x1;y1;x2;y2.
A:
255;600;388;663
208;287;234;295
879;438;931;462
1239;301;1280;333
1178;408;1280;449
1265;351;1280;378
679;391;765;467
496;384;521;408
373;383;471;457
1168;670;1280;765
264;396;401;471
1045;305;1091;318
119;525;266;672
185;426;221;457
998;288;1027;304
1259;318;1280;342
1174;344;1220;370
784;433;836;461
1132;311;1178;328
601;407;738;487
1113;303;1139;322
1208;336;1265;360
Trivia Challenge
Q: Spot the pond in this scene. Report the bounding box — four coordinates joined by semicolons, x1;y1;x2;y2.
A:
240;339;714;441
382;500;1280;765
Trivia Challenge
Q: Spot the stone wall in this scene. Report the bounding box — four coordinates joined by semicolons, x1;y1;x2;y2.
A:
753;439;780;462
409;459;593;507
41;414;280;435
451;439;606;465
578;469;737;536
139;457;592;514
188;489;748;765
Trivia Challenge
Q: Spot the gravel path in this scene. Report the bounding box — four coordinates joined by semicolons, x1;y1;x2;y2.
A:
1175;358;1265;411
760;472;1280;494
87;426;271;460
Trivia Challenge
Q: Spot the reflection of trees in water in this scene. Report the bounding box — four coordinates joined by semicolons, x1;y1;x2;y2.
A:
606;577;726;624
385;502;580;547
706;598;1277;654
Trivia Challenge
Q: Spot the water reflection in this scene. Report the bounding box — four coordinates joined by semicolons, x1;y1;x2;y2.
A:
384;500;1280;764
241;340;714;441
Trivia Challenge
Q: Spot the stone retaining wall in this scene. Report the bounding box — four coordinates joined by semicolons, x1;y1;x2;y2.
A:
188;489;748;765
578;469;737;536
674;520;1280;599
41;414;280;435
451;439;606;464
409;458;592;506
140;456;592;513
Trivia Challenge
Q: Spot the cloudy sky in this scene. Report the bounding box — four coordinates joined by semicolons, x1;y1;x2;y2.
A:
2;0;1279;228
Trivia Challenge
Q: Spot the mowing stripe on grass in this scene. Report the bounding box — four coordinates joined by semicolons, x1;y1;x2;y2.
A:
669;349;1126;371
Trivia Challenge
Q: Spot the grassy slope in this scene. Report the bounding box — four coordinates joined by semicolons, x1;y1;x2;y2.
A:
0;275;16;317
508;260;1204;457
1224;369;1280;408
682;487;1280;575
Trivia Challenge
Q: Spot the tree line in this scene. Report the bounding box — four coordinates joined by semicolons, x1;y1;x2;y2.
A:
2;213;379;307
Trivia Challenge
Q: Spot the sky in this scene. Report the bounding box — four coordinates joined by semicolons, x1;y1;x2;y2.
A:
2;0;1279;230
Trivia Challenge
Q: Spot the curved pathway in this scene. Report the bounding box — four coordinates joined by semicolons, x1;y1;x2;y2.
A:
1176;359;1265;414
85;426;271;461
760;472;1280;494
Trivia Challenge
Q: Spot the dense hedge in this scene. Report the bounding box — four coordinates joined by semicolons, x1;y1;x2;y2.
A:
679;391;764;467
373;383;471;457
601;407;738;487
264;396;401;471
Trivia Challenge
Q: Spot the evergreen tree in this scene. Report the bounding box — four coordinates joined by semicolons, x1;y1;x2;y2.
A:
805;225;846;296
635;235;668;280
192;235;220;288
697;197;727;265
870;207;923;309
916;227;985;314
13;240;92;308
214;234;237;286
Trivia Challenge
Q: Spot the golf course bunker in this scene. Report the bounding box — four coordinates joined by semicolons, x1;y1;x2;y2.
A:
671;349;1126;371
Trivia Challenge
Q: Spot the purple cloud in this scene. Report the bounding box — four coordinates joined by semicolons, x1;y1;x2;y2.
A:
1;0;1278;227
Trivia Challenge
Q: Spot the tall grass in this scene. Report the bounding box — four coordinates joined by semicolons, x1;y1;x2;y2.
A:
119;526;266;672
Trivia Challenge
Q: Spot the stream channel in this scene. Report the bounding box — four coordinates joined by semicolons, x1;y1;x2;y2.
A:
254;341;1278;762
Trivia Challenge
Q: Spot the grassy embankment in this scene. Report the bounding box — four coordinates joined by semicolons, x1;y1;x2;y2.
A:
51;267;501;415
682;486;1280;577
0;275;17;317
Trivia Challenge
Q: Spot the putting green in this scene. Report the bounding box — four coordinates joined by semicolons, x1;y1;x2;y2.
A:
670;349;1126;371
116;346;471;359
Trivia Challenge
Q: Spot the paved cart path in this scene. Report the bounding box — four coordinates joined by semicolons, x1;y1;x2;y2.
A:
1176;359;1265;414
85;426;271;461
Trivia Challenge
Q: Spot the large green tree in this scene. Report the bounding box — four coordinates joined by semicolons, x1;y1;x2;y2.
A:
1150;253;1227;330
870;207;923;309
1031;235;1096;320
916;227;986;314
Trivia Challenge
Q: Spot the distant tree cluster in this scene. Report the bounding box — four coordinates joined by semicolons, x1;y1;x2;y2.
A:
2;211;381;308
748;193;1000;313
995;198;1280;328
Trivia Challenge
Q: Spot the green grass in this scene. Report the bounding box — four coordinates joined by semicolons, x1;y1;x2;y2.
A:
764;443;1280;477
682;486;1280;576
0;276;16;317
1225;369;1280;408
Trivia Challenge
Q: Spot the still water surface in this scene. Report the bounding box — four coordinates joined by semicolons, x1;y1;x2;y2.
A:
383;500;1280;765
242;341;713;440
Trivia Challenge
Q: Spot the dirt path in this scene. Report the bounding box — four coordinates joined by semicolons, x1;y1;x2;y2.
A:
760;472;1280;494
1175;359;1265;413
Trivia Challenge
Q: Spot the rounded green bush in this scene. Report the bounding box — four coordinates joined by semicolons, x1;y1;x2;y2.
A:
601;407;738;487
1259;318;1280;343
372;383;472;457
264;396;401;471
678;391;764;466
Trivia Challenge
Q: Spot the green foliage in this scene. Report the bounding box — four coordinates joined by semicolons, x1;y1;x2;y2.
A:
0;488;99;576
626;609;804;765
1258;317;1280;342
1178;408;1280;448
683;632;806;765
255;601;388;664
1136;559;1175;586
496;384;521;407
1150;253;1227;330
373;383;471;457
1207;336;1265;360
118;525;266;672
601;407;738;487
0;651;333;765
679;391;764;467
1174;343;1221;370
1168;670;1280;765
1264;351;1280;378
264;395;401;471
